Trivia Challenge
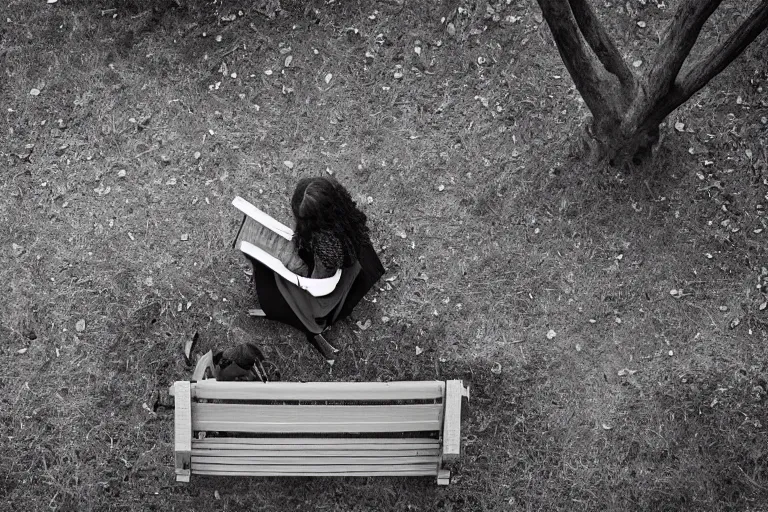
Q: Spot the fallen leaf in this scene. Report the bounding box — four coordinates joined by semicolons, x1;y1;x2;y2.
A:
546;329;556;340
415;346;424;355
324;73;333;84
180;233;189;241
632;60;643;68
356;319;372;331
194;151;201;160
284;55;293;67
117;169;127;178
76;319;86;332
491;362;502;374
617;368;638;377
637;20;646;27
601;423;613;430
674;121;685;132
283;160;294;169
29;88;41;96
12;243;24;257
759;302;767;311
214;490;221;500
446;22;456;36
94;184;111;196
17;348;28;355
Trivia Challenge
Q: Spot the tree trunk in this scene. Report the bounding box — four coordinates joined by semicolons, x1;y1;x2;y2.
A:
537;0;768;168
588;119;660;166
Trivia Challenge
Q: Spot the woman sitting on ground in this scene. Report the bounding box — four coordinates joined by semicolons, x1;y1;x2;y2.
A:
245;176;385;360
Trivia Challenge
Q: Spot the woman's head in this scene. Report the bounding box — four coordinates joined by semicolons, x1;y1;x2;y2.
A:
291;176;369;264
291;177;336;221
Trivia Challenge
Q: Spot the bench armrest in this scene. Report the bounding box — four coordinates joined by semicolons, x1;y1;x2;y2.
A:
172;381;192;482
441;380;469;462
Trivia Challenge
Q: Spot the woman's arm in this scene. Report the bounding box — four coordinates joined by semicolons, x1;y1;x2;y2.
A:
280;245;309;277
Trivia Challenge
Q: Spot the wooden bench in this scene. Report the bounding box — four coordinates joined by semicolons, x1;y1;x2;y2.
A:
169;354;469;485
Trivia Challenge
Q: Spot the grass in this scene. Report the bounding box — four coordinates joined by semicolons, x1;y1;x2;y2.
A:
1;0;767;510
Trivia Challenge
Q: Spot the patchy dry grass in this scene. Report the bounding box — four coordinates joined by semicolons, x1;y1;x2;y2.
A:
1;0;767;510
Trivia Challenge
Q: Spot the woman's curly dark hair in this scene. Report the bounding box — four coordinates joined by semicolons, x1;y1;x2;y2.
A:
291;176;370;267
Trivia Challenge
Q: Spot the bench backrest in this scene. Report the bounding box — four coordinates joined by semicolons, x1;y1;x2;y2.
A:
187;380;446;434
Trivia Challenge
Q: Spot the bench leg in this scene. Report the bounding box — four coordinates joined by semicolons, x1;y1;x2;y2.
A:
437;469;451;485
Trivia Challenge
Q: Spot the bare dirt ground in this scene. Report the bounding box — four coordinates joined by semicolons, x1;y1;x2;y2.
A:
1;0;767;510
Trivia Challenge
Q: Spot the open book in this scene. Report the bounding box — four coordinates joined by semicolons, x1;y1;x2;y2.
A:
232;197;342;297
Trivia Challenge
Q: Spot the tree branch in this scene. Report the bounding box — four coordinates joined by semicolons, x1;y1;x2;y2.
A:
567;0;635;92
679;0;768;100
645;0;723;102
536;0;620;120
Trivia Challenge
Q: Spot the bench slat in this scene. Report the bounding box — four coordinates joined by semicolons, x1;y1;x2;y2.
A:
192;404;443;433
192;455;440;465
191;380;445;401
191;463;439;475
193;448;440;457
194;469;438;477
193;437;440;447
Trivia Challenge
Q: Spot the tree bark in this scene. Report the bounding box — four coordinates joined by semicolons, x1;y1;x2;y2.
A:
567;0;635;93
